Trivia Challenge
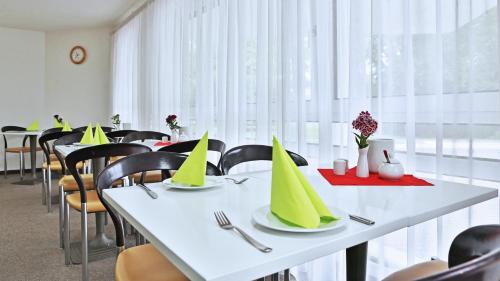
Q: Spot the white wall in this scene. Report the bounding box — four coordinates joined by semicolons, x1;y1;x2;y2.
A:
0;26;112;172
45;28;111;127
0;27;45;171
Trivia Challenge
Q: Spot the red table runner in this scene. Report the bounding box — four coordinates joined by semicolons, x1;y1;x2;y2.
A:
154;141;175;147
318;168;433;186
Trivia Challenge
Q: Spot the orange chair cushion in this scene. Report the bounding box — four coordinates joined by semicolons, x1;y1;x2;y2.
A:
59;174;95;192
115;244;188;281
42;161;83;171
6;147;42;153
50;153;59;160
66;190;106;213
382;260;448;281
132;170;163;183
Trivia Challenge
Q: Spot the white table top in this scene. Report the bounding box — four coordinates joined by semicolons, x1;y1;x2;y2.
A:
54;140;163;158
0;131;42;136
102;166;498;281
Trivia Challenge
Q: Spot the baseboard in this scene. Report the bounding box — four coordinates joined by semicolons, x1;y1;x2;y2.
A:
3;168;43;175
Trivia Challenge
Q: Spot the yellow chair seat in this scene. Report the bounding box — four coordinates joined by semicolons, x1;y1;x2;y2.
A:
60;174;123;191
132;170;163;183
59;174;95;192
50;153;58;160
66;190;106;213
382;260;448;281
6;147;42;153
42;161;83;171
115;244;188;281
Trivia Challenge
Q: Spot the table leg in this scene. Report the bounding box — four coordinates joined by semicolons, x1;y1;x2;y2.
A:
346;242;368;281
30;135;37;180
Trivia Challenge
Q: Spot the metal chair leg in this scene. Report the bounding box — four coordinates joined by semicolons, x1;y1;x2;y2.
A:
41;168;47;205
64;199;71;265
47;167;52;213
81;204;89;281
3;150;7;178
59;185;65;248
19;151;24;180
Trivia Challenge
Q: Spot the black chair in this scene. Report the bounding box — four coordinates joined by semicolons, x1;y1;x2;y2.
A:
2;126;40;180
39;131;75;211
220;144;308;175
158;138;226;168
106;130;137;142
52;132;85;247
73;126;114;133
64;143;152;280
95;151;221;281
41;127;63;136
384;224;500;281
121;130;170;143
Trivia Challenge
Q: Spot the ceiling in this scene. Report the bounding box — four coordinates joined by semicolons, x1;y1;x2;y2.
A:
0;0;141;31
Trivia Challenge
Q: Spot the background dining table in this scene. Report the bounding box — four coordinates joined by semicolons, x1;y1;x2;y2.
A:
102;166;498;281
0;130;43;185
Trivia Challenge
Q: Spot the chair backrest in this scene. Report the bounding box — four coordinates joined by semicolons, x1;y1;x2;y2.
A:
65;143;152;204
121;131;170;143
158;139;226;167
1;126;28;149
41;127;63;136
52;133;84;174
417;248;500;281
220;144;308;174
73;126;114;133
417;224;500;281
95;151;222;249
106;130;138;142
38;131;75;164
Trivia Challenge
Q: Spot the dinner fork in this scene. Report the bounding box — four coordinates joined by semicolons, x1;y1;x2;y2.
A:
224;177;249;184
214;211;272;253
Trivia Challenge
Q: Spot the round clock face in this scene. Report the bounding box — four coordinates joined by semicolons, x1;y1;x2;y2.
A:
70;46;86;64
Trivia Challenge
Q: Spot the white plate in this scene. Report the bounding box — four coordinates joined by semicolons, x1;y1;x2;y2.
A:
162;176;225;190
252;205;348;233
73;142;92;146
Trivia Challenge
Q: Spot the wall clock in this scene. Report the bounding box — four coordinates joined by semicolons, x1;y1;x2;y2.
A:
70;46;87;64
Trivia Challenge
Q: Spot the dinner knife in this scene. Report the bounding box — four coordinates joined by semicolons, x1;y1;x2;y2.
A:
349;214;375;225
137;183;158;199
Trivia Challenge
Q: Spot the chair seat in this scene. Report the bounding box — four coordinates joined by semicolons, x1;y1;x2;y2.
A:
66;190;106;213
115;244;188;281
132;170;163;183
60;174;123;191
42;161;83;171
6;147;42;153
50;153;58;160
59;174;95;191
382;260;448;281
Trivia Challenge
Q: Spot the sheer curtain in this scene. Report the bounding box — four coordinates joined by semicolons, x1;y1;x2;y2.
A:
111;0;499;280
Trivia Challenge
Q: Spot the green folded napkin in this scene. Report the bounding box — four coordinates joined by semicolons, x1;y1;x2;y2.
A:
270;136;338;228
171;131;208;186
80;123;94;144
92;123;110;145
62;121;72;132
26;120;39;131
53;118;63;128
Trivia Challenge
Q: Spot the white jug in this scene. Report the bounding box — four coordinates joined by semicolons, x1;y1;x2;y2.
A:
367;139;394;173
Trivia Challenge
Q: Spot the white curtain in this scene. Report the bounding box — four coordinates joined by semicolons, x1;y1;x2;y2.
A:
111;0;499;280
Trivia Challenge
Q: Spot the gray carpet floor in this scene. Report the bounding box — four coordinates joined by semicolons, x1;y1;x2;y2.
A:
0;173;117;281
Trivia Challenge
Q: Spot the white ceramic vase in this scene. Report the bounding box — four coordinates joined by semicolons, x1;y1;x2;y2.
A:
368;139;395;173
170;128;179;142
356;146;370;178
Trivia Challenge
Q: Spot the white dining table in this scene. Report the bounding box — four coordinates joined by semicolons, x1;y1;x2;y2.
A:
0;130;43;185
102;166;498;281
